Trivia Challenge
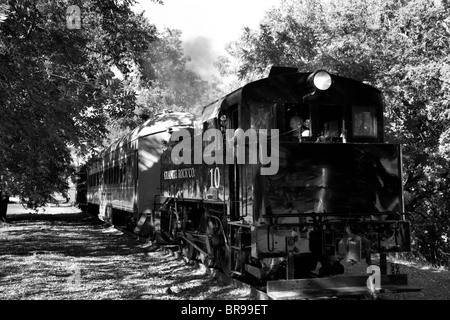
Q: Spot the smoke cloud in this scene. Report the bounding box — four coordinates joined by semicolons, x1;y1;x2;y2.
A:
183;36;221;81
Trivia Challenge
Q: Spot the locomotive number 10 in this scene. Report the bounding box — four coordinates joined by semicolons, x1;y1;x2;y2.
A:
209;167;220;188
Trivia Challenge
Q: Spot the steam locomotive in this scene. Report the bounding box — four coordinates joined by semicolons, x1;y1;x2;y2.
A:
84;66;416;298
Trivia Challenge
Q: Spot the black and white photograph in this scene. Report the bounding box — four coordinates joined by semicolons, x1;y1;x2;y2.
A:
1;0;449;311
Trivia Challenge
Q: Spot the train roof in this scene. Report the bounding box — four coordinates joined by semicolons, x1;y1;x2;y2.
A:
100;111;197;157
200;67;382;123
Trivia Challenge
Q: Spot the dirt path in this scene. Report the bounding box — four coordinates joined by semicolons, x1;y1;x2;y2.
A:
0;204;249;300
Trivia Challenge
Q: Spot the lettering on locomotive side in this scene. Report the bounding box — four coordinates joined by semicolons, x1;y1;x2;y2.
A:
163;170;178;180
163;168;195;180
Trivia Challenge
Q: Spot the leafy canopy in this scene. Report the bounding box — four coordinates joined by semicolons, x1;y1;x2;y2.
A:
0;0;159;209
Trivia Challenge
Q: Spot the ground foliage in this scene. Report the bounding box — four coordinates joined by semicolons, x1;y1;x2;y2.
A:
224;0;450;266
0;206;251;300
0;0;159;213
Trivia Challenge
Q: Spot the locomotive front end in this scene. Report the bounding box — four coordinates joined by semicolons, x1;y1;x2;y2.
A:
255;142;411;277
238;69;417;298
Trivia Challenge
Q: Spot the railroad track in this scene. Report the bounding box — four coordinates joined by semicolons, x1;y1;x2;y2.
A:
113;226;371;300
113;225;272;299
113;225;418;300
152;244;365;300
161;246;273;300
113;225;363;300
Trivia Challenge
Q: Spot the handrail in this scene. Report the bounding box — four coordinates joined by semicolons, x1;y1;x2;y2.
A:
262;212;407;218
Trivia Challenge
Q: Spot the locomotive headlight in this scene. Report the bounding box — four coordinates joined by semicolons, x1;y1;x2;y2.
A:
308;70;332;91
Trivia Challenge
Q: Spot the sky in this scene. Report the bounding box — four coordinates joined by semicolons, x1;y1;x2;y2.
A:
133;0;281;80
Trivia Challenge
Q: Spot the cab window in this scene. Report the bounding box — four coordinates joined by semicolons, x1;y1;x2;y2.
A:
283;103;311;140
352;106;377;137
318;104;344;141
202;118;220;149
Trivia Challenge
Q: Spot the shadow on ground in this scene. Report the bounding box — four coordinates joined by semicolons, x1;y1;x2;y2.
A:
1;212;142;257
0;210;246;300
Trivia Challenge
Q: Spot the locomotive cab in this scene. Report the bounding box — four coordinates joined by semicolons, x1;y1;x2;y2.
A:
249;69;384;145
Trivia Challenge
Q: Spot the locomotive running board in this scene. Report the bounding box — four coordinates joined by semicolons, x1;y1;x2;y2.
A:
266;274;421;300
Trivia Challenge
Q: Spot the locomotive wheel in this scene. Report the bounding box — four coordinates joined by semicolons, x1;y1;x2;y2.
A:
217;245;232;275
179;238;196;261
200;253;214;268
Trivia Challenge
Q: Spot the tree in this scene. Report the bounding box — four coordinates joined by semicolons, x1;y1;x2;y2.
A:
137;28;222;116
0;0;160;220
103;27;223;146
224;0;329;81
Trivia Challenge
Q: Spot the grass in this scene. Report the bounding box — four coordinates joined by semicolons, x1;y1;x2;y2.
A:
0;204;246;300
